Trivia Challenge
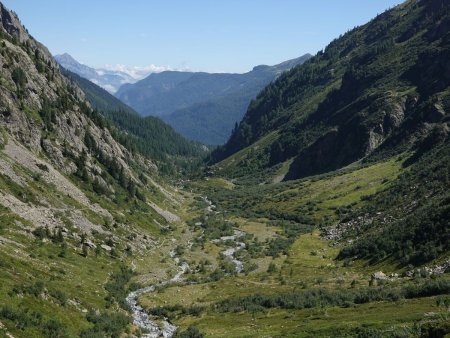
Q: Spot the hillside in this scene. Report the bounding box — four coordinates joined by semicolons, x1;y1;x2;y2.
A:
0;3;199;337
212;0;450;179
115;55;311;144
60;68;205;173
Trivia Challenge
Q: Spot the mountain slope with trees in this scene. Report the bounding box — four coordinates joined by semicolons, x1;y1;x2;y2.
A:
0;3;199;337
212;0;450;179
60;68;205;174
207;0;450;281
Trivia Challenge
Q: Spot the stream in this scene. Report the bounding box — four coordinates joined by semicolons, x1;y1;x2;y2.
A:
213;229;246;273
126;258;189;338
203;195;246;272
126;196;246;337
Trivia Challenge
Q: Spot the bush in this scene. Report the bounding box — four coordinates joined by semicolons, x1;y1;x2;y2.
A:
43;318;67;338
104;265;135;310
175;325;204;338
80;311;129;338
49;288;67;306
0;305;67;337
214;278;450;313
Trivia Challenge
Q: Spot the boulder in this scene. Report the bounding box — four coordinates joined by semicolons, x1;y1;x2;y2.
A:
101;244;112;251
372;271;387;280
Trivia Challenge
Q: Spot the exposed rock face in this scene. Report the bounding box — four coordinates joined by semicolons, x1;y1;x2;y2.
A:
0;2;157;233
285;95;410;180
0;3;22;41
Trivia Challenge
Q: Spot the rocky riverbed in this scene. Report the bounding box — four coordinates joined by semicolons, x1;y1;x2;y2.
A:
126;260;189;337
213;229;246;273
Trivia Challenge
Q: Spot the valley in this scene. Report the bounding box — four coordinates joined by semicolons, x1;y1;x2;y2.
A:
0;0;449;337
1;162;449;337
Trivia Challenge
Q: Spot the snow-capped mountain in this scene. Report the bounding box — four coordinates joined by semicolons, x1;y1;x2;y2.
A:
54;53;167;93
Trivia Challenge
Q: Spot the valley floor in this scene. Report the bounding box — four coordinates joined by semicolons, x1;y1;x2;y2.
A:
133;158;450;337
0;155;449;338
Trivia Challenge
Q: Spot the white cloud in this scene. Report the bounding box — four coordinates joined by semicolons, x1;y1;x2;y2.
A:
102;84;117;93
100;64;172;81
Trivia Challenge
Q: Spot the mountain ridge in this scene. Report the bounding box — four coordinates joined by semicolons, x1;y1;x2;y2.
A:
116;54;311;144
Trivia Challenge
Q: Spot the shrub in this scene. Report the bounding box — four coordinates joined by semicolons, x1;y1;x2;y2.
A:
12;67;27;88
175;325;204;338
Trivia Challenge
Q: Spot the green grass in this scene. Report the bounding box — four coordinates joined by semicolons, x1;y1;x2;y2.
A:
176;296;444;337
214;131;279;174
135;155;447;337
257;157;403;222
0;151;447;337
139;228;450;337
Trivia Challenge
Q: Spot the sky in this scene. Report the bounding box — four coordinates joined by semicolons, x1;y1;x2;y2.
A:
4;0;404;73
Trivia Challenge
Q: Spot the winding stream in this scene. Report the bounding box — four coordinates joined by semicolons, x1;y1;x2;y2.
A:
204;195;246;272
126;260;189;337
126;196;246;337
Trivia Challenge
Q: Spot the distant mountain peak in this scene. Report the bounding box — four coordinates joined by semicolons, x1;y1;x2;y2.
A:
54;53;83;67
54;53;173;94
56;52;75;60
55;53;135;93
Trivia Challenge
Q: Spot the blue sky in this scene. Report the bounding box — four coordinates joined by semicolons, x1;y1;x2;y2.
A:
4;0;404;73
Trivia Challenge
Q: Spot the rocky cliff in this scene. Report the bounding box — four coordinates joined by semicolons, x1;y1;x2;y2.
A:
0;1;181;268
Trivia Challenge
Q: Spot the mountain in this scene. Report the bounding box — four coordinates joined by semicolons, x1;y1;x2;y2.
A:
212;0;450;179
54;53;151;93
115;54;311;144
60;67;205;168
1;1;450;337
208;0;450;273
0;3;202;336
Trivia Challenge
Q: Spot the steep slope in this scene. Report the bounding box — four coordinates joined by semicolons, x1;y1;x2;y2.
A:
336;133;450;266
60;68;205;172
116;54;311;144
0;4;193;337
54;53;146;93
212;0;450;180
